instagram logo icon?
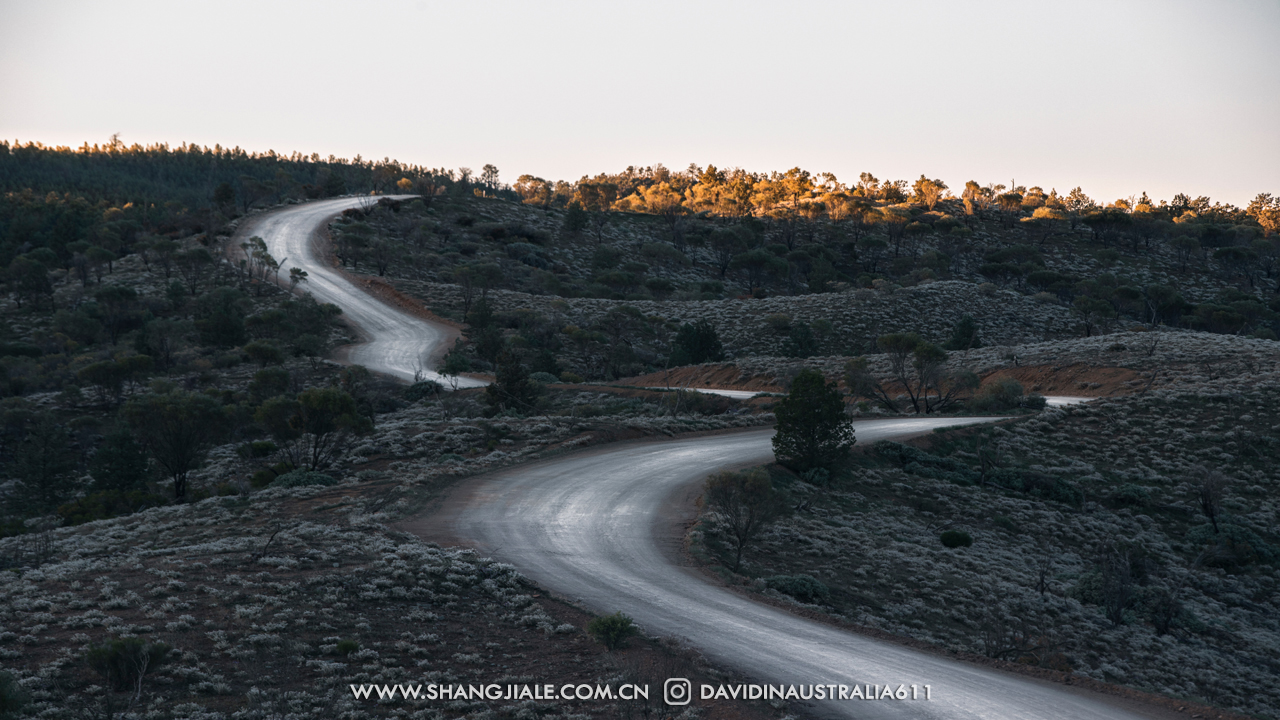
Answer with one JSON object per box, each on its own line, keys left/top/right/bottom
{"left": 664, "top": 678, "right": 692, "bottom": 705}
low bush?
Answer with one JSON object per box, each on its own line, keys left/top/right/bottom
{"left": 765, "top": 574, "right": 830, "bottom": 604}
{"left": 1111, "top": 483, "right": 1151, "bottom": 507}
{"left": 57, "top": 489, "right": 166, "bottom": 526}
{"left": 587, "top": 612, "right": 639, "bottom": 650}
{"left": 969, "top": 378, "right": 1047, "bottom": 411}
{"left": 85, "top": 638, "right": 171, "bottom": 691}
{"left": 0, "top": 670, "right": 29, "bottom": 719}
{"left": 403, "top": 380, "right": 443, "bottom": 402}
{"left": 941, "top": 530, "right": 973, "bottom": 548}
{"left": 992, "top": 515, "right": 1020, "bottom": 533}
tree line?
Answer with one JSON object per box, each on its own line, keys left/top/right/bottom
{"left": 516, "top": 163, "right": 1279, "bottom": 241}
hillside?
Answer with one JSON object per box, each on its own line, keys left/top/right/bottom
{"left": 0, "top": 150, "right": 1276, "bottom": 719}
{"left": 334, "top": 191, "right": 1278, "bottom": 384}
{"left": 693, "top": 375, "right": 1280, "bottom": 718}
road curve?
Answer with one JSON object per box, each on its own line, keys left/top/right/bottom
{"left": 233, "top": 197, "right": 486, "bottom": 387}
{"left": 417, "top": 418, "right": 1149, "bottom": 720}
{"left": 246, "top": 199, "right": 1138, "bottom": 717}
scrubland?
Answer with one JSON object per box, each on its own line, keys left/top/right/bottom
{"left": 697, "top": 376, "right": 1280, "bottom": 718}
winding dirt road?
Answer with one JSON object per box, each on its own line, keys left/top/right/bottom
{"left": 234, "top": 196, "right": 485, "bottom": 387}
{"left": 250, "top": 199, "right": 1148, "bottom": 718}
{"left": 413, "top": 422, "right": 1155, "bottom": 720}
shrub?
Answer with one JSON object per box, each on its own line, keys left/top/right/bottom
{"left": 941, "top": 530, "right": 973, "bottom": 548}
{"left": 1185, "top": 523, "right": 1276, "bottom": 568}
{"left": 586, "top": 612, "right": 639, "bottom": 650}
{"left": 992, "top": 515, "right": 1020, "bottom": 533}
{"left": 86, "top": 638, "right": 171, "bottom": 691}
{"left": 781, "top": 323, "right": 820, "bottom": 358}
{"left": 662, "top": 390, "right": 732, "bottom": 416}
{"left": 248, "top": 367, "right": 292, "bottom": 403}
{"left": 246, "top": 440, "right": 277, "bottom": 458}
{"left": 798, "top": 467, "right": 830, "bottom": 487}
{"left": 1111, "top": 483, "right": 1151, "bottom": 507}
{"left": 529, "top": 371, "right": 560, "bottom": 384}
{"left": 334, "top": 639, "right": 359, "bottom": 655}
{"left": 943, "top": 315, "right": 982, "bottom": 351}
{"left": 57, "top": 489, "right": 165, "bottom": 526}
{"left": 403, "top": 380, "right": 443, "bottom": 402}
{"left": 242, "top": 341, "right": 284, "bottom": 367}
{"left": 559, "top": 371, "right": 584, "bottom": 383}
{"left": 0, "top": 670, "right": 29, "bottom": 719}
{"left": 764, "top": 314, "right": 792, "bottom": 332}
{"left": 970, "top": 378, "right": 1044, "bottom": 411}
{"left": 669, "top": 319, "right": 726, "bottom": 366}
{"left": 0, "top": 342, "right": 41, "bottom": 358}
{"left": 766, "top": 574, "right": 830, "bottom": 604}
{"left": 271, "top": 470, "right": 337, "bottom": 488}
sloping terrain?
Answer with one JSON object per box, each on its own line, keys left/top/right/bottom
{"left": 0, "top": 477, "right": 773, "bottom": 720}
{"left": 695, "top": 378, "right": 1280, "bottom": 718}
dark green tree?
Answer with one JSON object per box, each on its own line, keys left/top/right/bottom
{"left": 7, "top": 256, "right": 53, "bottom": 309}
{"left": 944, "top": 315, "right": 982, "bottom": 351}
{"left": 669, "top": 319, "right": 725, "bottom": 366}
{"left": 772, "top": 369, "right": 855, "bottom": 472}
{"left": 485, "top": 349, "right": 539, "bottom": 414}
{"left": 124, "top": 391, "right": 225, "bottom": 499}
{"left": 77, "top": 361, "right": 129, "bottom": 405}
{"left": 563, "top": 202, "right": 589, "bottom": 236}
{"left": 195, "top": 286, "right": 249, "bottom": 347}
{"left": 730, "top": 248, "right": 788, "bottom": 295}
{"left": 213, "top": 181, "right": 236, "bottom": 209}
{"left": 781, "top": 323, "right": 820, "bottom": 358}
{"left": 242, "top": 341, "right": 284, "bottom": 367}
{"left": 94, "top": 284, "right": 142, "bottom": 344}
{"left": 467, "top": 297, "right": 504, "bottom": 363}
{"left": 86, "top": 637, "right": 171, "bottom": 693}
{"left": 7, "top": 414, "right": 79, "bottom": 514}
{"left": 247, "top": 367, "right": 291, "bottom": 404}
{"left": 89, "top": 427, "right": 151, "bottom": 492}
{"left": 1072, "top": 296, "right": 1116, "bottom": 337}
{"left": 0, "top": 670, "right": 30, "bottom": 719}
{"left": 255, "top": 387, "right": 371, "bottom": 470}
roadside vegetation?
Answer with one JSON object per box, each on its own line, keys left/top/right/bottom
{"left": 694, "top": 373, "right": 1280, "bottom": 719}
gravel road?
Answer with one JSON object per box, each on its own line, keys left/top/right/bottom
{"left": 234, "top": 196, "right": 485, "bottom": 387}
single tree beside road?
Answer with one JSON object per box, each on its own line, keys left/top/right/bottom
{"left": 772, "top": 368, "right": 855, "bottom": 472}
{"left": 704, "top": 469, "right": 783, "bottom": 572}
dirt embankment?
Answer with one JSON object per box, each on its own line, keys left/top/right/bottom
{"left": 619, "top": 364, "right": 786, "bottom": 393}
{"left": 980, "top": 363, "right": 1143, "bottom": 396}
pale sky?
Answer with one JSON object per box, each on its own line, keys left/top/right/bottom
{"left": 2, "top": 0, "right": 1277, "bottom": 206}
